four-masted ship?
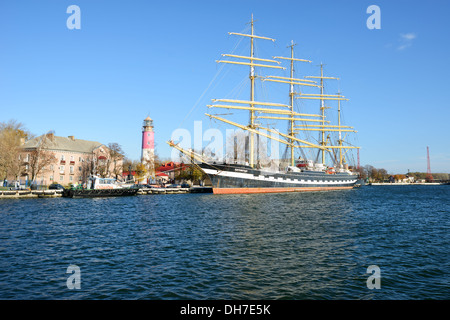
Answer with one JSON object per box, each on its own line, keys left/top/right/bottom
{"left": 168, "top": 17, "right": 360, "bottom": 194}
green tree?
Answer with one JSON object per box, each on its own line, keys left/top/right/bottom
{"left": 135, "top": 162, "right": 147, "bottom": 183}
{"left": 375, "top": 168, "right": 388, "bottom": 182}
{"left": 175, "top": 163, "right": 206, "bottom": 184}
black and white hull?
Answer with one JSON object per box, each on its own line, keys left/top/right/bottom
{"left": 198, "top": 162, "right": 358, "bottom": 194}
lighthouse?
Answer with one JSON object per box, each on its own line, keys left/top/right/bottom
{"left": 141, "top": 116, "right": 155, "bottom": 182}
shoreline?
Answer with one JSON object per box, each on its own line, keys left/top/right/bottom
{"left": 369, "top": 182, "right": 445, "bottom": 186}
{"left": 0, "top": 186, "right": 213, "bottom": 199}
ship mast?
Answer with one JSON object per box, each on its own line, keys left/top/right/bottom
{"left": 270, "top": 41, "right": 314, "bottom": 166}
{"left": 337, "top": 90, "right": 343, "bottom": 167}
{"left": 215, "top": 15, "right": 287, "bottom": 167}
{"left": 302, "top": 65, "right": 340, "bottom": 164}
{"left": 203, "top": 17, "right": 359, "bottom": 167}
{"left": 288, "top": 42, "right": 296, "bottom": 167}
{"left": 320, "top": 64, "right": 326, "bottom": 164}
{"left": 249, "top": 15, "right": 256, "bottom": 168}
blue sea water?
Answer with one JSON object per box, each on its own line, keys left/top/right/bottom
{"left": 0, "top": 185, "right": 448, "bottom": 300}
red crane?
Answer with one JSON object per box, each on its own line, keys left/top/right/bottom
{"left": 426, "top": 146, "right": 433, "bottom": 182}
{"left": 357, "top": 148, "right": 360, "bottom": 170}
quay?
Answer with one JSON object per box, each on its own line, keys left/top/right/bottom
{"left": 0, "top": 187, "right": 213, "bottom": 199}
{"left": 0, "top": 190, "right": 64, "bottom": 199}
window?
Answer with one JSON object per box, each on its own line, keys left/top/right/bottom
{"left": 50, "top": 165, "right": 54, "bottom": 170}
{"left": 69, "top": 176, "right": 73, "bottom": 181}
{"left": 50, "top": 175, "right": 53, "bottom": 181}
{"left": 70, "top": 156, "right": 74, "bottom": 162}
{"left": 60, "top": 176, "right": 64, "bottom": 181}
{"left": 79, "top": 157, "right": 82, "bottom": 162}
{"left": 60, "top": 166, "right": 65, "bottom": 173}
{"left": 61, "top": 155, "right": 65, "bottom": 161}
{"left": 78, "top": 166, "right": 82, "bottom": 171}
{"left": 70, "top": 166, "right": 74, "bottom": 174}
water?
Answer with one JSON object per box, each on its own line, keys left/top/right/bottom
{"left": 0, "top": 186, "right": 448, "bottom": 300}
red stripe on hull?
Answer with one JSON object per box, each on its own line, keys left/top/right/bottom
{"left": 213, "top": 186, "right": 354, "bottom": 194}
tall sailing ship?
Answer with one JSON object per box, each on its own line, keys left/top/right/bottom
{"left": 168, "top": 17, "right": 360, "bottom": 194}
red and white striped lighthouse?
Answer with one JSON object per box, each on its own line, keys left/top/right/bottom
{"left": 141, "top": 116, "right": 155, "bottom": 181}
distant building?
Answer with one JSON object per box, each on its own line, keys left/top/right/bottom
{"left": 156, "top": 161, "right": 187, "bottom": 181}
{"left": 19, "top": 133, "right": 122, "bottom": 186}
{"left": 156, "top": 172, "right": 169, "bottom": 184}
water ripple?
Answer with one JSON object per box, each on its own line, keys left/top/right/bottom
{"left": 0, "top": 186, "right": 449, "bottom": 299}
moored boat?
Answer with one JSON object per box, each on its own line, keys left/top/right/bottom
{"left": 197, "top": 162, "right": 357, "bottom": 194}
{"left": 63, "top": 176, "right": 139, "bottom": 198}
{"left": 167, "top": 16, "right": 360, "bottom": 194}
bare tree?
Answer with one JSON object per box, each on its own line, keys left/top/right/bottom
{"left": 0, "top": 120, "right": 32, "bottom": 182}
{"left": 364, "top": 164, "right": 375, "bottom": 182}
{"left": 107, "top": 142, "right": 124, "bottom": 179}
{"left": 355, "top": 166, "right": 367, "bottom": 180}
{"left": 96, "top": 157, "right": 108, "bottom": 178}
{"left": 26, "top": 134, "right": 57, "bottom": 184}
{"left": 80, "top": 155, "right": 95, "bottom": 183}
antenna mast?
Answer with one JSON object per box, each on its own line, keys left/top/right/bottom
{"left": 426, "top": 146, "right": 433, "bottom": 182}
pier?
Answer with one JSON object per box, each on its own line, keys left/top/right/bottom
{"left": 0, "top": 187, "right": 213, "bottom": 199}
{"left": 0, "top": 190, "right": 64, "bottom": 198}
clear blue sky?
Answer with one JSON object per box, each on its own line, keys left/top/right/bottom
{"left": 1, "top": 0, "right": 449, "bottom": 173}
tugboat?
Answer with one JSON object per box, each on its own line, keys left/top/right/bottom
{"left": 63, "top": 175, "right": 139, "bottom": 198}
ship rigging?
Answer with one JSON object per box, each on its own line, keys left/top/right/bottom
{"left": 168, "top": 16, "right": 360, "bottom": 194}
